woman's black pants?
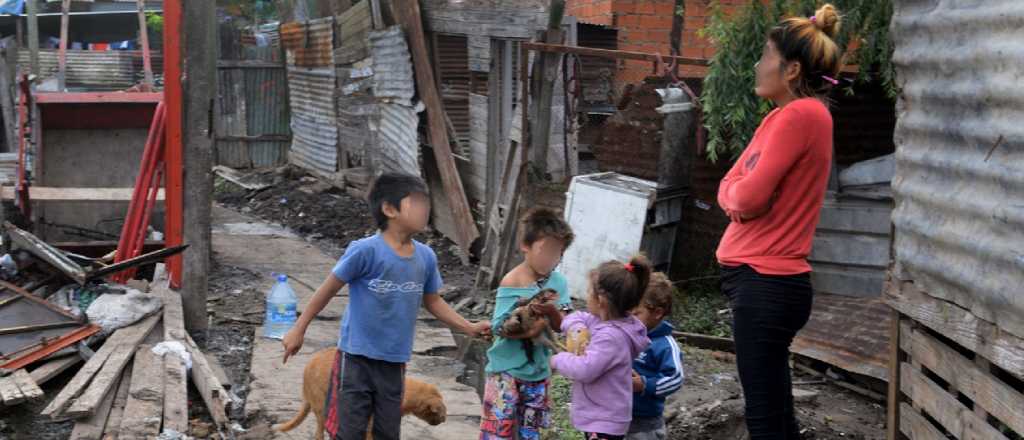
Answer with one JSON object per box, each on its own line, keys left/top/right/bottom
{"left": 720, "top": 265, "right": 814, "bottom": 440}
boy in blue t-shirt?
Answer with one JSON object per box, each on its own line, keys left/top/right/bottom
{"left": 628, "top": 273, "right": 684, "bottom": 440}
{"left": 281, "top": 172, "right": 491, "bottom": 440}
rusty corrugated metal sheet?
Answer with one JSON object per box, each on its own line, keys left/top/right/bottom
{"left": 368, "top": 26, "right": 420, "bottom": 177}
{"left": 369, "top": 27, "right": 415, "bottom": 105}
{"left": 281, "top": 18, "right": 334, "bottom": 68}
{"left": 377, "top": 103, "right": 421, "bottom": 176}
{"left": 792, "top": 294, "right": 892, "bottom": 380}
{"left": 890, "top": 0, "right": 1024, "bottom": 341}
{"left": 434, "top": 34, "right": 471, "bottom": 156}
{"left": 287, "top": 67, "right": 338, "bottom": 176}
{"left": 284, "top": 17, "right": 338, "bottom": 176}
{"left": 18, "top": 49, "right": 163, "bottom": 91}
{"left": 245, "top": 66, "right": 290, "bottom": 167}
{"left": 216, "top": 68, "right": 249, "bottom": 168}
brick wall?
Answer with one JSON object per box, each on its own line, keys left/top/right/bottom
{"left": 568, "top": 0, "right": 751, "bottom": 91}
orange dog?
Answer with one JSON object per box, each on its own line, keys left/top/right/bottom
{"left": 275, "top": 348, "right": 447, "bottom": 440}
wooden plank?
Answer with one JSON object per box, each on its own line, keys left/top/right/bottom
{"left": 100, "top": 362, "right": 133, "bottom": 440}
{"left": 29, "top": 354, "right": 83, "bottom": 386}
{"left": 136, "top": 0, "right": 154, "bottom": 87}
{"left": 119, "top": 345, "right": 164, "bottom": 439}
{"left": 0, "top": 38, "right": 17, "bottom": 157}
{"left": 58, "top": 0, "right": 71, "bottom": 90}
{"left": 903, "top": 322, "right": 1024, "bottom": 434}
{"left": 390, "top": 0, "right": 480, "bottom": 256}
{"left": 887, "top": 311, "right": 903, "bottom": 440}
{"left": 900, "top": 362, "right": 1010, "bottom": 440}
{"left": 69, "top": 365, "right": 130, "bottom": 440}
{"left": 10, "top": 369, "right": 44, "bottom": 401}
{"left": 65, "top": 315, "right": 161, "bottom": 417}
{"left": 27, "top": 0, "right": 39, "bottom": 76}
{"left": 0, "top": 186, "right": 166, "bottom": 202}
{"left": 886, "top": 280, "right": 1024, "bottom": 378}
{"left": 41, "top": 315, "right": 157, "bottom": 418}
{"left": 898, "top": 402, "right": 947, "bottom": 440}
{"left": 156, "top": 280, "right": 188, "bottom": 434}
{"left": 0, "top": 374, "right": 25, "bottom": 405}
{"left": 522, "top": 42, "right": 706, "bottom": 66}
{"left": 184, "top": 333, "right": 230, "bottom": 428}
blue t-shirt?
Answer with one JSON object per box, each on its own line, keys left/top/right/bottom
{"left": 332, "top": 234, "right": 442, "bottom": 363}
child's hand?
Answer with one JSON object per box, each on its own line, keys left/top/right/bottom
{"left": 530, "top": 301, "right": 559, "bottom": 319}
{"left": 281, "top": 326, "right": 305, "bottom": 364}
{"left": 632, "top": 370, "right": 645, "bottom": 393}
{"left": 468, "top": 321, "right": 492, "bottom": 340}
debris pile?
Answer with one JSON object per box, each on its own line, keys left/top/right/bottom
{"left": 0, "top": 223, "right": 233, "bottom": 439}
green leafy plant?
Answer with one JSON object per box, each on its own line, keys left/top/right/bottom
{"left": 700, "top": 0, "right": 897, "bottom": 162}
{"left": 145, "top": 12, "right": 163, "bottom": 34}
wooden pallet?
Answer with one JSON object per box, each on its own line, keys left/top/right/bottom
{"left": 886, "top": 281, "right": 1024, "bottom": 440}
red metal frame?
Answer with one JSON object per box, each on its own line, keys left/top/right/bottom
{"left": 15, "top": 74, "right": 30, "bottom": 218}
{"left": 112, "top": 102, "right": 166, "bottom": 283}
{"left": 163, "top": 0, "right": 184, "bottom": 288}
{"left": 34, "top": 92, "right": 163, "bottom": 104}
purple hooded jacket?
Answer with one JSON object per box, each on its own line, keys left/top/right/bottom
{"left": 551, "top": 311, "right": 651, "bottom": 435}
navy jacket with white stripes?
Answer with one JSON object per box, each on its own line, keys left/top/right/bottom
{"left": 632, "top": 320, "right": 684, "bottom": 418}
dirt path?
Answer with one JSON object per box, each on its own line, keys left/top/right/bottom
{"left": 211, "top": 205, "right": 480, "bottom": 439}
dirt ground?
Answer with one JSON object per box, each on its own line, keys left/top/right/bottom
{"left": 0, "top": 167, "right": 884, "bottom": 440}
{"left": 666, "top": 347, "right": 886, "bottom": 440}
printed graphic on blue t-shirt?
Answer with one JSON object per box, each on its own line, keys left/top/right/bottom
{"left": 332, "top": 234, "right": 442, "bottom": 363}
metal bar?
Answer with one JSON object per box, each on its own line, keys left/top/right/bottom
{"left": 522, "top": 42, "right": 707, "bottom": 66}
{"left": 90, "top": 245, "right": 188, "bottom": 281}
{"left": 137, "top": 0, "right": 154, "bottom": 87}
{"left": 214, "top": 134, "right": 290, "bottom": 142}
{"left": 114, "top": 102, "right": 164, "bottom": 281}
{"left": 163, "top": 0, "right": 184, "bottom": 289}
{"left": 0, "top": 279, "right": 80, "bottom": 321}
{"left": 0, "top": 322, "right": 79, "bottom": 336}
{"left": 4, "top": 222, "right": 88, "bottom": 285}
{"left": 0, "top": 324, "right": 100, "bottom": 371}
{"left": 215, "top": 60, "right": 285, "bottom": 69}
{"left": 57, "top": 0, "right": 70, "bottom": 91}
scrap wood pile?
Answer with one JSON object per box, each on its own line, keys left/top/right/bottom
{"left": 0, "top": 223, "right": 234, "bottom": 439}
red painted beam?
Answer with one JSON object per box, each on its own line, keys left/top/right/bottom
{"left": 163, "top": 0, "right": 184, "bottom": 288}
{"left": 35, "top": 92, "right": 162, "bottom": 104}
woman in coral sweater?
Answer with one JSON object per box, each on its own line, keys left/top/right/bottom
{"left": 715, "top": 4, "right": 843, "bottom": 440}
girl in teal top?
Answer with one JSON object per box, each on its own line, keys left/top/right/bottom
{"left": 479, "top": 209, "right": 575, "bottom": 440}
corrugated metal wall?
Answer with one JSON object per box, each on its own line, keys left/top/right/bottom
{"left": 245, "top": 67, "right": 290, "bottom": 166}
{"left": 890, "top": 0, "right": 1024, "bottom": 340}
{"left": 369, "top": 26, "right": 421, "bottom": 177}
{"left": 283, "top": 18, "right": 339, "bottom": 177}
{"left": 19, "top": 49, "right": 163, "bottom": 91}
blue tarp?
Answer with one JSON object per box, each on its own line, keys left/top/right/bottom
{"left": 0, "top": 0, "right": 23, "bottom": 15}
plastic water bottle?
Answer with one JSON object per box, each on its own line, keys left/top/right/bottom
{"left": 264, "top": 274, "right": 298, "bottom": 339}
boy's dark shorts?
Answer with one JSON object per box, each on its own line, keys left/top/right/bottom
{"left": 324, "top": 350, "right": 406, "bottom": 440}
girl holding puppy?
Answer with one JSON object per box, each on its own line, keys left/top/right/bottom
{"left": 551, "top": 256, "right": 653, "bottom": 440}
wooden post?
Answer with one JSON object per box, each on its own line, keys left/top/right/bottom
{"left": 390, "top": 0, "right": 480, "bottom": 256}
{"left": 181, "top": 0, "right": 216, "bottom": 334}
{"left": 26, "top": 0, "right": 39, "bottom": 76}
{"left": 58, "top": 0, "right": 70, "bottom": 91}
{"left": 886, "top": 307, "right": 902, "bottom": 440}
{"left": 526, "top": 0, "right": 565, "bottom": 178}
{"left": 0, "top": 37, "right": 18, "bottom": 153}
{"left": 137, "top": 0, "right": 154, "bottom": 88}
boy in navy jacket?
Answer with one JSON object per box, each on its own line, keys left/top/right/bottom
{"left": 628, "top": 273, "right": 684, "bottom": 440}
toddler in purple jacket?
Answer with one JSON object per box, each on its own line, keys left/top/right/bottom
{"left": 551, "top": 256, "right": 653, "bottom": 440}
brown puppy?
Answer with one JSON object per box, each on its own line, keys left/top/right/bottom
{"left": 500, "top": 288, "right": 565, "bottom": 361}
{"left": 275, "top": 348, "right": 447, "bottom": 440}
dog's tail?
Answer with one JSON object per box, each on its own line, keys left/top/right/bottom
{"left": 274, "top": 400, "right": 310, "bottom": 433}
